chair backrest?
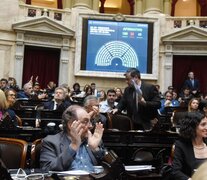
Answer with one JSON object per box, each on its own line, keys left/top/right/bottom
{"left": 15, "top": 115, "right": 22, "bottom": 127}
{"left": 35, "top": 104, "right": 44, "bottom": 110}
{"left": 107, "top": 114, "right": 133, "bottom": 131}
{"left": 131, "top": 148, "right": 166, "bottom": 170}
{"left": 0, "top": 137, "right": 28, "bottom": 169}
{"left": 168, "top": 144, "right": 175, "bottom": 165}
{"left": 172, "top": 111, "right": 187, "bottom": 127}
{"left": 131, "top": 148, "right": 154, "bottom": 163}
{"left": 30, "top": 139, "right": 42, "bottom": 168}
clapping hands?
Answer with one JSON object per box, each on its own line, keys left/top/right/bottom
{"left": 88, "top": 122, "right": 104, "bottom": 152}
{"left": 68, "top": 120, "right": 104, "bottom": 152}
{"left": 69, "top": 120, "right": 83, "bottom": 151}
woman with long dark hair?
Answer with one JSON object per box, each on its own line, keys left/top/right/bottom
{"left": 172, "top": 112, "right": 207, "bottom": 180}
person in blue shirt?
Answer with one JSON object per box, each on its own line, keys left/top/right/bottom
{"left": 159, "top": 91, "right": 180, "bottom": 115}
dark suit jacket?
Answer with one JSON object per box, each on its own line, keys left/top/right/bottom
{"left": 172, "top": 139, "right": 207, "bottom": 180}
{"left": 117, "top": 81, "right": 161, "bottom": 129}
{"left": 183, "top": 79, "right": 199, "bottom": 91}
{"left": 43, "top": 100, "right": 71, "bottom": 112}
{"left": 40, "top": 131, "right": 105, "bottom": 171}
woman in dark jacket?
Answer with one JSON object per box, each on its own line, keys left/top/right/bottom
{"left": 172, "top": 112, "right": 207, "bottom": 180}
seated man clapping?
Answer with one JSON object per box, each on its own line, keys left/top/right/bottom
{"left": 40, "top": 105, "right": 106, "bottom": 172}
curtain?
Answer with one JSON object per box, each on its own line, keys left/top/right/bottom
{"left": 26, "top": 0, "right": 31, "bottom": 4}
{"left": 171, "top": 0, "right": 178, "bottom": 16}
{"left": 23, "top": 46, "right": 60, "bottom": 89}
{"left": 197, "top": 0, "right": 207, "bottom": 16}
{"left": 128, "top": 0, "right": 135, "bottom": 15}
{"left": 57, "top": 0, "right": 63, "bottom": 9}
{"left": 173, "top": 55, "right": 207, "bottom": 96}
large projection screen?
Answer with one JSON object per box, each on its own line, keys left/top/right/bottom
{"left": 75, "top": 14, "right": 159, "bottom": 79}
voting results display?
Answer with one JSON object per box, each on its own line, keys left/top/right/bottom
{"left": 81, "top": 19, "right": 153, "bottom": 73}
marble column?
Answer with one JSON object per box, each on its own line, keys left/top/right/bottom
{"left": 92, "top": 0, "right": 99, "bottom": 12}
{"left": 59, "top": 37, "right": 70, "bottom": 85}
{"left": 163, "top": 0, "right": 171, "bottom": 15}
{"left": 164, "top": 44, "right": 173, "bottom": 90}
{"left": 72, "top": 0, "right": 92, "bottom": 9}
{"left": 68, "top": 47, "right": 76, "bottom": 88}
{"left": 144, "top": 0, "right": 163, "bottom": 14}
{"left": 62, "top": 0, "right": 72, "bottom": 9}
{"left": 135, "top": 0, "right": 143, "bottom": 15}
{"left": 14, "top": 31, "right": 25, "bottom": 87}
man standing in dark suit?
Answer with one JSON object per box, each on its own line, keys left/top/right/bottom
{"left": 183, "top": 71, "right": 200, "bottom": 97}
{"left": 112, "top": 68, "right": 161, "bottom": 130}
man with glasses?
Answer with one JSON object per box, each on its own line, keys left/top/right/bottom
{"left": 40, "top": 105, "right": 106, "bottom": 172}
{"left": 83, "top": 95, "right": 107, "bottom": 127}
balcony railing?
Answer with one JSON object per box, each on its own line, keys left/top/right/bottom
{"left": 165, "top": 17, "right": 207, "bottom": 33}
{"left": 18, "top": 2, "right": 207, "bottom": 34}
{"left": 18, "top": 2, "right": 71, "bottom": 27}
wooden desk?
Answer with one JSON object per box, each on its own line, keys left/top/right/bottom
{"left": 9, "top": 169, "right": 161, "bottom": 180}
{"left": 1, "top": 128, "right": 178, "bottom": 173}
{"left": 127, "top": 172, "right": 162, "bottom": 180}
{"left": 102, "top": 130, "right": 179, "bottom": 165}
{"left": 0, "top": 127, "right": 42, "bottom": 142}
{"left": 47, "top": 173, "right": 162, "bottom": 180}
{"left": 14, "top": 109, "right": 62, "bottom": 128}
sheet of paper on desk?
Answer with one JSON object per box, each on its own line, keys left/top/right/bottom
{"left": 125, "top": 165, "right": 154, "bottom": 171}
{"left": 49, "top": 170, "right": 90, "bottom": 175}
{"left": 93, "top": 166, "right": 104, "bottom": 173}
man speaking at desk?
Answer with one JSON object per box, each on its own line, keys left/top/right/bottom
{"left": 112, "top": 68, "right": 161, "bottom": 130}
{"left": 40, "top": 105, "right": 106, "bottom": 172}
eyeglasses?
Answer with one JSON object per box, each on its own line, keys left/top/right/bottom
{"left": 8, "top": 94, "right": 16, "bottom": 97}
{"left": 81, "top": 120, "right": 92, "bottom": 126}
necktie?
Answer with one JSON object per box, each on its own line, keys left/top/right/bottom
{"left": 132, "top": 80, "right": 142, "bottom": 111}
{"left": 135, "top": 86, "right": 142, "bottom": 111}
{"left": 53, "top": 103, "right": 58, "bottom": 110}
{"left": 137, "top": 86, "right": 142, "bottom": 97}
{"left": 135, "top": 85, "right": 142, "bottom": 100}
{"left": 135, "top": 92, "right": 139, "bottom": 110}
{"left": 191, "top": 80, "right": 194, "bottom": 87}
